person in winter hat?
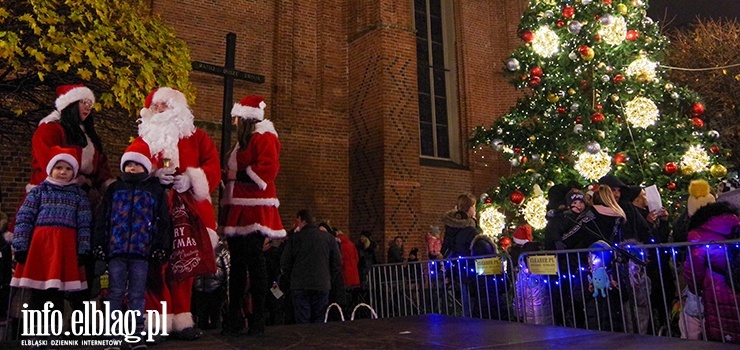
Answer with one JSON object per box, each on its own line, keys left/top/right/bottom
{"left": 11, "top": 147, "right": 91, "bottom": 334}
{"left": 425, "top": 225, "right": 444, "bottom": 260}
{"left": 92, "top": 142, "right": 172, "bottom": 347}
{"left": 687, "top": 180, "right": 716, "bottom": 217}
{"left": 544, "top": 188, "right": 588, "bottom": 250}
{"left": 598, "top": 175, "right": 653, "bottom": 243}
{"left": 356, "top": 231, "right": 379, "bottom": 286}
{"left": 220, "top": 95, "right": 284, "bottom": 336}
{"left": 133, "top": 87, "right": 221, "bottom": 340}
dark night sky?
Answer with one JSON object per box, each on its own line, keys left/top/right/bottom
{"left": 647, "top": 0, "right": 740, "bottom": 28}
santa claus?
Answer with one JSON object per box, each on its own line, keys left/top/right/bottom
{"left": 131, "top": 87, "right": 220, "bottom": 340}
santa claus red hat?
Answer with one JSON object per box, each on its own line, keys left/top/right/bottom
{"left": 46, "top": 146, "right": 80, "bottom": 178}
{"left": 120, "top": 141, "right": 153, "bottom": 173}
{"left": 140, "top": 87, "right": 188, "bottom": 118}
{"left": 231, "top": 95, "right": 266, "bottom": 121}
{"left": 55, "top": 84, "right": 95, "bottom": 112}
{"left": 513, "top": 225, "right": 533, "bottom": 245}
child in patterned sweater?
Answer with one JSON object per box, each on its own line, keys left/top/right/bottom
{"left": 11, "top": 146, "right": 92, "bottom": 322}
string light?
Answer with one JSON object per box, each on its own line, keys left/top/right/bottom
{"left": 479, "top": 206, "right": 507, "bottom": 238}
{"left": 624, "top": 96, "right": 659, "bottom": 128}
{"left": 532, "top": 26, "right": 560, "bottom": 58}
{"left": 523, "top": 195, "right": 548, "bottom": 229}
{"left": 599, "top": 16, "right": 627, "bottom": 46}
{"left": 574, "top": 151, "right": 612, "bottom": 181}
{"left": 680, "top": 145, "right": 710, "bottom": 174}
{"left": 626, "top": 56, "right": 657, "bottom": 82}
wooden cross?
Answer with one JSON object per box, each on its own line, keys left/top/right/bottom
{"left": 191, "top": 32, "right": 265, "bottom": 168}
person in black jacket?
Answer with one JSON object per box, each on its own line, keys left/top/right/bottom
{"left": 93, "top": 155, "right": 171, "bottom": 347}
{"left": 280, "top": 210, "right": 341, "bottom": 323}
{"left": 441, "top": 193, "right": 479, "bottom": 258}
{"left": 598, "top": 175, "right": 653, "bottom": 243}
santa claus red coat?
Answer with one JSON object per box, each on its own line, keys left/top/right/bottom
{"left": 221, "top": 120, "right": 286, "bottom": 238}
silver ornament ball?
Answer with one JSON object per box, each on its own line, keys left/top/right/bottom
{"left": 506, "top": 58, "right": 520, "bottom": 71}
{"left": 586, "top": 141, "right": 601, "bottom": 154}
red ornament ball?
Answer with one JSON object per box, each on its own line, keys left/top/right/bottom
{"left": 513, "top": 147, "right": 522, "bottom": 153}
{"left": 667, "top": 182, "right": 677, "bottom": 190}
{"left": 575, "top": 116, "right": 582, "bottom": 123}
{"left": 594, "top": 34, "right": 602, "bottom": 41}
{"left": 510, "top": 190, "right": 525, "bottom": 206}
{"left": 613, "top": 153, "right": 627, "bottom": 164}
{"left": 710, "top": 145, "right": 720, "bottom": 154}
{"left": 664, "top": 162, "right": 678, "bottom": 175}
{"left": 595, "top": 104, "right": 603, "bottom": 111}
{"left": 521, "top": 30, "right": 534, "bottom": 43}
{"left": 691, "top": 117, "right": 704, "bottom": 128}
{"left": 557, "top": 106, "right": 567, "bottom": 114}
{"left": 485, "top": 197, "right": 492, "bottom": 204}
{"left": 578, "top": 45, "right": 591, "bottom": 56}
{"left": 557, "top": 20, "right": 565, "bottom": 27}
{"left": 591, "top": 112, "right": 605, "bottom": 123}
{"left": 626, "top": 30, "right": 639, "bottom": 41}
{"left": 562, "top": 6, "right": 575, "bottom": 18}
{"left": 604, "top": 0, "right": 612, "bottom": 4}
{"left": 500, "top": 237, "right": 512, "bottom": 251}
{"left": 613, "top": 74, "right": 625, "bottom": 84}
{"left": 691, "top": 102, "right": 705, "bottom": 117}
{"left": 530, "top": 66, "right": 543, "bottom": 77}
{"left": 529, "top": 76, "right": 541, "bottom": 87}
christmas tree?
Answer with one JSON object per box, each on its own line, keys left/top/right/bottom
{"left": 469, "top": 0, "right": 730, "bottom": 245}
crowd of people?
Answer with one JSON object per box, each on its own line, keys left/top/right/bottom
{"left": 0, "top": 84, "right": 388, "bottom": 349}
{"left": 1, "top": 83, "right": 738, "bottom": 346}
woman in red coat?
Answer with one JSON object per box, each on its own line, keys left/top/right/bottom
{"left": 221, "top": 95, "right": 286, "bottom": 336}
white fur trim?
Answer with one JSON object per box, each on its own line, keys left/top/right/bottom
{"left": 152, "top": 87, "right": 188, "bottom": 109}
{"left": 55, "top": 86, "right": 95, "bottom": 111}
{"left": 231, "top": 103, "right": 264, "bottom": 121}
{"left": 513, "top": 237, "right": 529, "bottom": 246}
{"left": 246, "top": 166, "right": 267, "bottom": 190}
{"left": 47, "top": 153, "right": 79, "bottom": 177}
{"left": 39, "top": 111, "right": 61, "bottom": 125}
{"left": 184, "top": 167, "right": 210, "bottom": 202}
{"left": 254, "top": 119, "right": 278, "bottom": 136}
{"left": 11, "top": 277, "right": 87, "bottom": 292}
{"left": 80, "top": 132, "right": 95, "bottom": 174}
{"left": 120, "top": 152, "right": 153, "bottom": 173}
{"left": 172, "top": 312, "right": 194, "bottom": 332}
{"left": 223, "top": 224, "right": 287, "bottom": 239}
{"left": 208, "top": 227, "right": 218, "bottom": 249}
{"left": 25, "top": 183, "right": 37, "bottom": 193}
{"left": 224, "top": 197, "right": 280, "bottom": 207}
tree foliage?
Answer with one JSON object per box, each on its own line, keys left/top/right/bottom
{"left": 0, "top": 0, "right": 194, "bottom": 139}
{"left": 665, "top": 19, "right": 740, "bottom": 169}
{"left": 469, "top": 0, "right": 730, "bottom": 242}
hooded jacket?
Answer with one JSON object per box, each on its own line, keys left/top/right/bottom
{"left": 441, "top": 210, "right": 478, "bottom": 258}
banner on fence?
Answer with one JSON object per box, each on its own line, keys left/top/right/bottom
{"left": 475, "top": 257, "right": 503, "bottom": 275}
{"left": 527, "top": 255, "right": 558, "bottom": 275}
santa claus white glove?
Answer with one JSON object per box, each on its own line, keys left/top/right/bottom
{"left": 154, "top": 168, "right": 176, "bottom": 185}
{"left": 173, "top": 173, "right": 191, "bottom": 193}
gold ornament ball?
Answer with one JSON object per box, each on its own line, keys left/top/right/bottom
{"left": 617, "top": 4, "right": 628, "bottom": 14}
{"left": 529, "top": 135, "right": 536, "bottom": 141}
{"left": 547, "top": 93, "right": 560, "bottom": 103}
{"left": 598, "top": 130, "right": 606, "bottom": 139}
{"left": 710, "top": 164, "right": 728, "bottom": 178}
{"left": 568, "top": 88, "right": 576, "bottom": 95}
{"left": 681, "top": 166, "right": 694, "bottom": 176}
{"left": 611, "top": 94, "right": 619, "bottom": 102}
{"left": 664, "top": 83, "right": 674, "bottom": 91}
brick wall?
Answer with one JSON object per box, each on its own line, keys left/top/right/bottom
{"left": 2, "top": 0, "right": 529, "bottom": 263}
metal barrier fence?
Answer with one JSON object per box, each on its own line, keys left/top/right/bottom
{"left": 368, "top": 240, "right": 740, "bottom": 344}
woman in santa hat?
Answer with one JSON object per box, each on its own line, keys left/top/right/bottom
{"left": 29, "top": 84, "right": 113, "bottom": 194}
{"left": 11, "top": 146, "right": 91, "bottom": 318}
{"left": 220, "top": 95, "right": 286, "bottom": 336}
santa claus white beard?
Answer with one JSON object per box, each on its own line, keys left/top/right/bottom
{"left": 138, "top": 106, "right": 196, "bottom": 168}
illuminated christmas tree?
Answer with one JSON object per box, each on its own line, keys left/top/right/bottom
{"left": 470, "top": 0, "right": 730, "bottom": 244}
